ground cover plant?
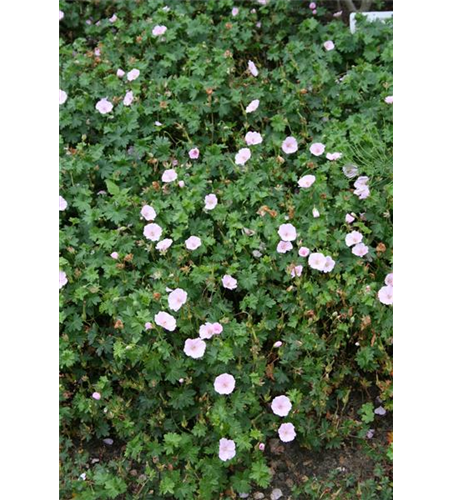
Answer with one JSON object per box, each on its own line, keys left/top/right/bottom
{"left": 59, "top": 1, "right": 393, "bottom": 498}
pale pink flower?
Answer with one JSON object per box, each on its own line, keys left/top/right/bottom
{"left": 309, "top": 2, "right": 316, "bottom": 8}
{"left": 291, "top": 265, "right": 303, "bottom": 277}
{"left": 189, "top": 148, "right": 200, "bottom": 159}
{"left": 385, "top": 273, "right": 393, "bottom": 286}
{"left": 308, "top": 252, "right": 326, "bottom": 271}
{"left": 378, "top": 285, "right": 393, "bottom": 305}
{"left": 352, "top": 242, "right": 369, "bottom": 257}
{"left": 222, "top": 274, "right": 237, "bottom": 290}
{"left": 245, "top": 131, "right": 263, "bottom": 145}
{"left": 246, "top": 99, "right": 260, "bottom": 113}
{"left": 59, "top": 89, "right": 68, "bottom": 105}
{"left": 199, "top": 322, "right": 215, "bottom": 339}
{"left": 212, "top": 322, "right": 223, "bottom": 335}
{"left": 178, "top": 181, "right": 185, "bottom": 188}
{"left": 323, "top": 256, "right": 336, "bottom": 273}
{"left": 354, "top": 185, "right": 370, "bottom": 199}
{"left": 59, "top": 270, "right": 68, "bottom": 289}
{"left": 278, "top": 223, "right": 297, "bottom": 242}
{"left": 111, "top": 252, "right": 119, "bottom": 259}
{"left": 298, "top": 247, "right": 310, "bottom": 257}
{"left": 59, "top": 195, "right": 67, "bottom": 211}
{"left": 168, "top": 288, "right": 188, "bottom": 312}
{"left": 326, "top": 152, "right": 342, "bottom": 161}
{"left": 127, "top": 69, "right": 140, "bottom": 81}
{"left": 143, "top": 223, "right": 162, "bottom": 241}
{"left": 309, "top": 142, "right": 326, "bottom": 156}
{"left": 282, "top": 136, "right": 298, "bottom": 154}
{"left": 109, "top": 14, "right": 118, "bottom": 23}
{"left": 333, "top": 10, "right": 343, "bottom": 17}
{"left": 155, "top": 121, "right": 162, "bottom": 126}
{"left": 214, "top": 373, "right": 236, "bottom": 395}
{"left": 277, "top": 241, "right": 293, "bottom": 254}
{"left": 116, "top": 68, "right": 125, "bottom": 78}
{"left": 96, "top": 98, "right": 113, "bottom": 114}
{"left": 271, "top": 395, "right": 292, "bottom": 417}
{"left": 162, "top": 169, "right": 177, "bottom": 183}
{"left": 219, "top": 438, "right": 236, "bottom": 461}
{"left": 278, "top": 423, "right": 296, "bottom": 442}
{"left": 92, "top": 392, "right": 101, "bottom": 400}
{"left": 235, "top": 148, "right": 251, "bottom": 165}
{"left": 141, "top": 205, "right": 156, "bottom": 221}
{"left": 184, "top": 338, "right": 206, "bottom": 358}
{"left": 385, "top": 95, "right": 393, "bottom": 104}
{"left": 312, "top": 9, "right": 317, "bottom": 14}
{"left": 59, "top": 10, "right": 64, "bottom": 21}
{"left": 94, "top": 48, "right": 101, "bottom": 57}
{"left": 257, "top": 0, "right": 268, "bottom": 4}
{"left": 298, "top": 175, "right": 316, "bottom": 188}
{"left": 156, "top": 238, "right": 173, "bottom": 252}
{"left": 154, "top": 311, "right": 177, "bottom": 331}
{"left": 145, "top": 322, "right": 152, "bottom": 330}
{"left": 345, "top": 213, "right": 355, "bottom": 223}
{"left": 185, "top": 236, "right": 202, "bottom": 250}
{"left": 152, "top": 25, "right": 167, "bottom": 36}
{"left": 343, "top": 164, "right": 358, "bottom": 178}
{"left": 232, "top": 7, "right": 239, "bottom": 16}
{"left": 123, "top": 91, "right": 133, "bottom": 106}
{"left": 324, "top": 40, "right": 335, "bottom": 51}
{"left": 354, "top": 176, "right": 369, "bottom": 188}
{"left": 205, "top": 194, "right": 218, "bottom": 210}
{"left": 248, "top": 60, "right": 259, "bottom": 77}
{"left": 258, "top": 443, "right": 265, "bottom": 451}
{"left": 273, "top": 341, "right": 283, "bottom": 348}
{"left": 345, "top": 231, "right": 363, "bottom": 247}
{"left": 312, "top": 208, "right": 320, "bottom": 218}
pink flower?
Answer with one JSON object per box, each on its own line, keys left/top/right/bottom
{"left": 345, "top": 213, "right": 355, "bottom": 224}
{"left": 143, "top": 223, "right": 162, "bottom": 241}
{"left": 168, "top": 288, "right": 188, "bottom": 312}
{"left": 345, "top": 231, "right": 363, "bottom": 247}
{"left": 117, "top": 68, "right": 125, "bottom": 78}
{"left": 111, "top": 252, "right": 119, "bottom": 259}
{"left": 245, "top": 131, "right": 263, "bottom": 145}
{"left": 273, "top": 341, "right": 283, "bottom": 348}
{"left": 308, "top": 252, "right": 326, "bottom": 271}
{"left": 109, "top": 14, "right": 117, "bottom": 23}
{"left": 355, "top": 176, "right": 369, "bottom": 188}
{"left": 213, "top": 322, "right": 223, "bottom": 335}
{"left": 333, "top": 10, "right": 343, "bottom": 17}
{"left": 326, "top": 152, "right": 342, "bottom": 161}
{"left": 184, "top": 338, "right": 206, "bottom": 358}
{"left": 343, "top": 164, "right": 358, "bottom": 178}
{"left": 59, "top": 89, "right": 68, "bottom": 105}
{"left": 277, "top": 241, "right": 293, "bottom": 254}
{"left": 205, "top": 194, "right": 218, "bottom": 210}
{"left": 323, "top": 256, "right": 336, "bottom": 273}
{"left": 378, "top": 285, "right": 393, "bottom": 305}
{"left": 291, "top": 265, "right": 303, "bottom": 277}
{"left": 278, "top": 223, "right": 297, "bottom": 242}
{"left": 154, "top": 311, "right": 177, "bottom": 331}
{"left": 258, "top": 443, "right": 265, "bottom": 451}
{"left": 271, "top": 395, "right": 292, "bottom": 417}
{"left": 162, "top": 169, "right": 177, "bottom": 183}
{"left": 248, "top": 60, "right": 259, "bottom": 77}
{"left": 141, "top": 205, "right": 157, "bottom": 221}
{"left": 384, "top": 95, "right": 393, "bottom": 104}
{"left": 298, "top": 175, "right": 316, "bottom": 188}
{"left": 385, "top": 273, "right": 393, "bottom": 286}
{"left": 189, "top": 148, "right": 200, "bottom": 159}
{"left": 232, "top": 7, "right": 239, "bottom": 16}
{"left": 199, "top": 322, "right": 215, "bottom": 339}
{"left": 59, "top": 10, "right": 64, "bottom": 21}
{"left": 59, "top": 195, "right": 67, "bottom": 211}
{"left": 281, "top": 136, "right": 298, "bottom": 154}
{"left": 219, "top": 438, "right": 236, "bottom": 461}
{"left": 123, "top": 91, "right": 134, "bottom": 106}
{"left": 185, "top": 236, "right": 202, "bottom": 250}
{"left": 222, "top": 274, "right": 237, "bottom": 290}
{"left": 312, "top": 208, "right": 320, "bottom": 218}
{"left": 278, "top": 423, "right": 296, "bottom": 442}
{"left": 298, "top": 247, "right": 310, "bottom": 257}
{"left": 92, "top": 392, "right": 101, "bottom": 400}
{"left": 309, "top": 142, "right": 326, "bottom": 156}
{"left": 96, "top": 98, "right": 113, "bottom": 114}
{"left": 235, "top": 148, "right": 251, "bottom": 165}
{"left": 214, "top": 373, "right": 236, "bottom": 395}
{"left": 309, "top": 2, "right": 316, "bottom": 9}
{"left": 127, "top": 69, "right": 140, "bottom": 81}
{"left": 152, "top": 25, "right": 167, "bottom": 36}
{"left": 145, "top": 322, "right": 152, "bottom": 330}
{"left": 312, "top": 9, "right": 317, "bottom": 14}
{"left": 59, "top": 270, "right": 68, "bottom": 289}
{"left": 352, "top": 243, "right": 369, "bottom": 257}
{"left": 246, "top": 99, "right": 260, "bottom": 113}
{"left": 324, "top": 40, "right": 335, "bottom": 51}
{"left": 354, "top": 185, "right": 370, "bottom": 199}
{"left": 156, "top": 238, "right": 173, "bottom": 252}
